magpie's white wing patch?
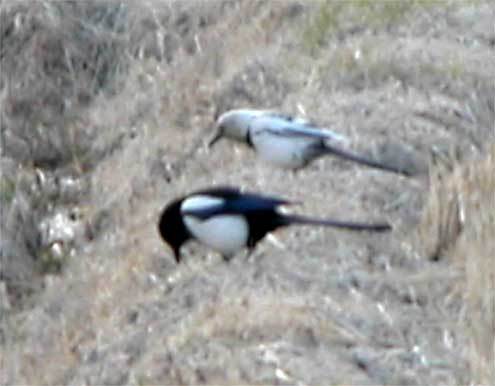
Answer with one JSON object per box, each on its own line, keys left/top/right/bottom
{"left": 181, "top": 195, "right": 226, "bottom": 220}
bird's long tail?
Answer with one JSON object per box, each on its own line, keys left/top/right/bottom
{"left": 280, "top": 213, "right": 392, "bottom": 232}
{"left": 323, "top": 143, "right": 410, "bottom": 176}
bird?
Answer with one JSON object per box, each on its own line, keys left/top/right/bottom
{"left": 208, "top": 109, "right": 410, "bottom": 175}
{"left": 158, "top": 186, "right": 392, "bottom": 263}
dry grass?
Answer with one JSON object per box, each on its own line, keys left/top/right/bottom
{"left": 0, "top": 1, "right": 130, "bottom": 168}
{"left": 302, "top": 0, "right": 437, "bottom": 54}
{"left": 1, "top": 1, "right": 494, "bottom": 385}
{"left": 168, "top": 294, "right": 356, "bottom": 350}
{"left": 417, "top": 146, "right": 494, "bottom": 260}
{"left": 416, "top": 144, "right": 495, "bottom": 384}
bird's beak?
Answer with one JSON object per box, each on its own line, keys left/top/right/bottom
{"left": 208, "top": 130, "right": 222, "bottom": 148}
{"left": 173, "top": 247, "right": 182, "bottom": 263}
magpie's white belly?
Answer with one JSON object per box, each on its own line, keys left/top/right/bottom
{"left": 252, "top": 134, "right": 316, "bottom": 169}
{"left": 183, "top": 214, "right": 249, "bottom": 255}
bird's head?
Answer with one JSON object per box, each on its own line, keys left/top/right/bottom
{"left": 158, "top": 198, "right": 191, "bottom": 263}
{"left": 208, "top": 109, "right": 263, "bottom": 148}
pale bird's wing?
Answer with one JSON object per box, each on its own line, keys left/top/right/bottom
{"left": 251, "top": 115, "right": 349, "bottom": 144}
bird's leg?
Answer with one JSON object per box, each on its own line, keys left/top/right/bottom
{"left": 245, "top": 247, "right": 256, "bottom": 261}
{"left": 291, "top": 169, "right": 298, "bottom": 180}
{"left": 266, "top": 233, "right": 287, "bottom": 250}
{"left": 222, "top": 253, "right": 234, "bottom": 263}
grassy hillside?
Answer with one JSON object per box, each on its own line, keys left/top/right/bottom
{"left": 1, "top": 1, "right": 493, "bottom": 384}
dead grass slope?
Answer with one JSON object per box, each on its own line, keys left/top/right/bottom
{"left": 2, "top": 1, "right": 494, "bottom": 385}
{"left": 416, "top": 144, "right": 495, "bottom": 385}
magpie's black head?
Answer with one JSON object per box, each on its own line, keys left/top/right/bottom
{"left": 158, "top": 198, "right": 191, "bottom": 263}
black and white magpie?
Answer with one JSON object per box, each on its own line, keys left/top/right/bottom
{"left": 158, "top": 186, "right": 391, "bottom": 262}
{"left": 209, "top": 109, "right": 410, "bottom": 175}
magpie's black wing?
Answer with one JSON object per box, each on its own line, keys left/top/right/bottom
{"left": 181, "top": 187, "right": 293, "bottom": 220}
{"left": 193, "top": 186, "right": 242, "bottom": 198}
{"left": 227, "top": 192, "right": 292, "bottom": 214}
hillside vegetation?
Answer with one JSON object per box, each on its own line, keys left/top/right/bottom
{"left": 1, "top": 1, "right": 494, "bottom": 384}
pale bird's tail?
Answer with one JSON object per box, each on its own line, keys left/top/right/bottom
{"left": 323, "top": 143, "right": 411, "bottom": 176}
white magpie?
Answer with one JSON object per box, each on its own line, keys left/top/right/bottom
{"left": 158, "top": 186, "right": 391, "bottom": 262}
{"left": 209, "top": 109, "right": 410, "bottom": 175}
